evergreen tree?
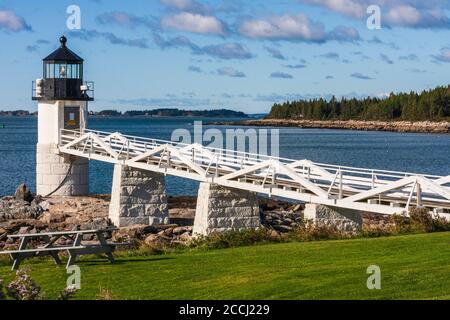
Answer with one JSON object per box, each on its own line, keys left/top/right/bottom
{"left": 267, "top": 85, "right": 450, "bottom": 121}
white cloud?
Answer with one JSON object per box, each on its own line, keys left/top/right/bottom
{"left": 380, "top": 53, "right": 394, "bottom": 64}
{"left": 153, "top": 34, "right": 253, "bottom": 60}
{"left": 385, "top": 5, "right": 421, "bottom": 26}
{"left": 238, "top": 14, "right": 326, "bottom": 41}
{"left": 351, "top": 72, "right": 373, "bottom": 80}
{"left": 265, "top": 47, "right": 286, "bottom": 60}
{"left": 327, "top": 26, "right": 360, "bottom": 42}
{"left": 97, "top": 12, "right": 156, "bottom": 29}
{"left": 299, "top": 0, "right": 450, "bottom": 28}
{"left": 217, "top": 67, "right": 246, "bottom": 78}
{"left": 433, "top": 48, "right": 450, "bottom": 63}
{"left": 399, "top": 54, "right": 418, "bottom": 61}
{"left": 102, "top": 12, "right": 134, "bottom": 25}
{"left": 237, "top": 14, "right": 359, "bottom": 42}
{"left": 188, "top": 65, "right": 202, "bottom": 72}
{"left": 0, "top": 10, "right": 31, "bottom": 32}
{"left": 270, "top": 72, "right": 294, "bottom": 79}
{"left": 385, "top": 5, "right": 449, "bottom": 28}
{"left": 161, "top": 12, "right": 228, "bottom": 36}
{"left": 302, "top": 0, "right": 366, "bottom": 19}
{"left": 201, "top": 43, "right": 253, "bottom": 60}
{"left": 160, "top": 0, "right": 210, "bottom": 14}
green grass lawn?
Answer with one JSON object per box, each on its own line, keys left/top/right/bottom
{"left": 1, "top": 232, "right": 450, "bottom": 300}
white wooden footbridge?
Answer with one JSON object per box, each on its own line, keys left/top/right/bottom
{"left": 59, "top": 128, "right": 450, "bottom": 216}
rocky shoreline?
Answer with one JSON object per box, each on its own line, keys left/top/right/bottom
{"left": 0, "top": 187, "right": 308, "bottom": 250}
{"left": 213, "top": 119, "right": 450, "bottom": 134}
{"left": 0, "top": 186, "right": 394, "bottom": 251}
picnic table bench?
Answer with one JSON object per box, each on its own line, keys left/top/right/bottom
{"left": 0, "top": 228, "right": 121, "bottom": 270}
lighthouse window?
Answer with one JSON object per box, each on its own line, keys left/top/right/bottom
{"left": 47, "top": 64, "right": 55, "bottom": 79}
{"left": 64, "top": 107, "right": 80, "bottom": 129}
{"left": 70, "top": 64, "right": 81, "bottom": 79}
{"left": 59, "top": 64, "right": 81, "bottom": 79}
{"left": 43, "top": 63, "right": 82, "bottom": 79}
{"left": 72, "top": 64, "right": 76, "bottom": 78}
{"left": 53, "top": 64, "right": 58, "bottom": 77}
{"left": 59, "top": 64, "right": 67, "bottom": 78}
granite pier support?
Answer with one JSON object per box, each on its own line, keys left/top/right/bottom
{"left": 304, "top": 203, "right": 363, "bottom": 233}
{"left": 193, "top": 183, "right": 261, "bottom": 236}
{"left": 109, "top": 164, "right": 169, "bottom": 227}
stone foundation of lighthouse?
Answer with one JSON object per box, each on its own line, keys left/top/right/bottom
{"left": 36, "top": 100, "right": 89, "bottom": 197}
{"left": 36, "top": 144, "right": 89, "bottom": 196}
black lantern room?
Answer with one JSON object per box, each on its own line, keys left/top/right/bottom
{"left": 32, "top": 36, "right": 94, "bottom": 101}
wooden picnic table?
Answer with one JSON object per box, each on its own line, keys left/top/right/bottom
{"left": 0, "top": 228, "right": 120, "bottom": 271}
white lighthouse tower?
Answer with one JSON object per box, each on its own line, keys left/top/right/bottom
{"left": 33, "top": 36, "right": 93, "bottom": 196}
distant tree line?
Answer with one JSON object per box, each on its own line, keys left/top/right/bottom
{"left": 0, "top": 108, "right": 248, "bottom": 118}
{"left": 267, "top": 85, "right": 450, "bottom": 121}
{"left": 93, "top": 108, "right": 248, "bottom": 118}
{"left": 0, "top": 110, "right": 33, "bottom": 116}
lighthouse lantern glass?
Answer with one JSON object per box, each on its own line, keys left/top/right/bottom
{"left": 44, "top": 62, "right": 82, "bottom": 79}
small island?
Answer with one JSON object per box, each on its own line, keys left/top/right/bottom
{"left": 90, "top": 108, "right": 248, "bottom": 118}
{"left": 215, "top": 85, "right": 450, "bottom": 134}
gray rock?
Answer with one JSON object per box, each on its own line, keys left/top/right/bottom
{"left": 15, "top": 184, "right": 34, "bottom": 203}
{"left": 39, "top": 201, "right": 51, "bottom": 211}
{"left": 179, "top": 232, "right": 192, "bottom": 242}
{"left": 268, "top": 229, "right": 281, "bottom": 240}
{"left": 80, "top": 218, "right": 110, "bottom": 231}
{"left": 173, "top": 226, "right": 192, "bottom": 235}
{"left": 0, "top": 198, "right": 43, "bottom": 221}
{"left": 144, "top": 234, "right": 159, "bottom": 245}
{"left": 273, "top": 225, "right": 293, "bottom": 233}
{"left": 19, "top": 226, "right": 30, "bottom": 234}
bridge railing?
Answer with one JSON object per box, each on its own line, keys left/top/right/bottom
{"left": 59, "top": 128, "right": 447, "bottom": 187}
{"left": 62, "top": 128, "right": 443, "bottom": 181}
{"left": 59, "top": 128, "right": 450, "bottom": 213}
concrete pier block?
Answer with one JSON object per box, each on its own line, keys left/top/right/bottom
{"left": 109, "top": 164, "right": 169, "bottom": 227}
{"left": 304, "top": 203, "right": 363, "bottom": 233}
{"left": 36, "top": 143, "right": 89, "bottom": 196}
{"left": 433, "top": 208, "right": 450, "bottom": 221}
{"left": 193, "top": 183, "right": 260, "bottom": 236}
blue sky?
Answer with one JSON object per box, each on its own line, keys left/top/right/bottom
{"left": 0, "top": 0, "right": 449, "bottom": 113}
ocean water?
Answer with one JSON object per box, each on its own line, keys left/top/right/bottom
{"left": 0, "top": 116, "right": 449, "bottom": 196}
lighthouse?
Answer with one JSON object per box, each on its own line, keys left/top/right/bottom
{"left": 33, "top": 36, "right": 93, "bottom": 196}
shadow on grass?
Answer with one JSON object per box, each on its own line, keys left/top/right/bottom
{"left": 78, "top": 256, "right": 175, "bottom": 266}
{"left": 0, "top": 259, "right": 11, "bottom": 267}
{"left": 0, "top": 256, "right": 176, "bottom": 271}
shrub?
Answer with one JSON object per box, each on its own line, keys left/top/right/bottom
{"left": 390, "top": 213, "right": 413, "bottom": 234}
{"left": 0, "top": 278, "right": 5, "bottom": 300}
{"left": 432, "top": 215, "right": 450, "bottom": 232}
{"left": 289, "top": 222, "right": 353, "bottom": 242}
{"left": 360, "top": 228, "right": 394, "bottom": 238}
{"left": 6, "top": 269, "right": 41, "bottom": 300}
{"left": 409, "top": 207, "right": 434, "bottom": 232}
{"left": 390, "top": 207, "right": 450, "bottom": 234}
{"left": 58, "top": 286, "right": 78, "bottom": 300}
{"left": 136, "top": 243, "right": 166, "bottom": 256}
{"left": 97, "top": 287, "right": 115, "bottom": 300}
{"left": 190, "top": 223, "right": 358, "bottom": 251}
{"left": 191, "top": 228, "right": 280, "bottom": 250}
